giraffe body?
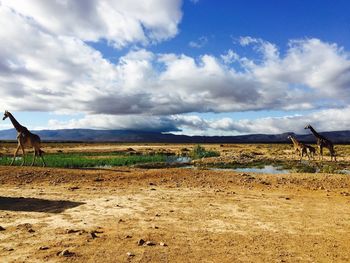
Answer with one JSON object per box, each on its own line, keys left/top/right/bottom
{"left": 287, "top": 135, "right": 309, "bottom": 161}
{"left": 304, "top": 124, "right": 336, "bottom": 161}
{"left": 3, "top": 111, "right": 45, "bottom": 166}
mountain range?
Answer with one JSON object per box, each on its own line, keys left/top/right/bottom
{"left": 1, "top": 128, "right": 350, "bottom": 144}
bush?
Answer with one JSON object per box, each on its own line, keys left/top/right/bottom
{"left": 190, "top": 145, "right": 220, "bottom": 159}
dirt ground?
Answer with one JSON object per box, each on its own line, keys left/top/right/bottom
{"left": 1, "top": 144, "right": 350, "bottom": 262}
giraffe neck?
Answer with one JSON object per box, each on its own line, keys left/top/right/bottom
{"left": 7, "top": 112, "right": 26, "bottom": 132}
{"left": 290, "top": 137, "right": 298, "bottom": 146}
{"left": 309, "top": 126, "right": 321, "bottom": 139}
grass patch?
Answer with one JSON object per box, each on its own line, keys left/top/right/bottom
{"left": 190, "top": 145, "right": 220, "bottom": 159}
{"left": 0, "top": 152, "right": 167, "bottom": 168}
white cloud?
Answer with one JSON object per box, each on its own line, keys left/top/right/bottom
{"left": 45, "top": 107, "right": 350, "bottom": 135}
{"left": 0, "top": 1, "right": 350, "bottom": 133}
{"left": 1, "top": 0, "right": 182, "bottom": 48}
{"left": 189, "top": 36, "right": 208, "bottom": 48}
{"left": 46, "top": 114, "right": 179, "bottom": 132}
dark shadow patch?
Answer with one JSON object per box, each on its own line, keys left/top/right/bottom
{"left": 0, "top": 197, "right": 85, "bottom": 213}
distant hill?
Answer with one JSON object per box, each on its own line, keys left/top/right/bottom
{"left": 1, "top": 128, "right": 350, "bottom": 143}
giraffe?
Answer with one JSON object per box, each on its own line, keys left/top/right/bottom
{"left": 304, "top": 124, "right": 336, "bottom": 161}
{"left": 2, "top": 111, "right": 45, "bottom": 166}
{"left": 287, "top": 135, "right": 309, "bottom": 160}
{"left": 304, "top": 144, "right": 316, "bottom": 159}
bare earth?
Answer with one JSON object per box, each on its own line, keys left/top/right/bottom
{"left": 0, "top": 144, "right": 350, "bottom": 262}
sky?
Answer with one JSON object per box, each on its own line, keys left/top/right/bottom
{"left": 0, "top": 0, "right": 350, "bottom": 135}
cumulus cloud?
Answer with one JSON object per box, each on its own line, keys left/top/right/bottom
{"left": 1, "top": 0, "right": 182, "bottom": 48}
{"left": 45, "top": 107, "right": 350, "bottom": 135}
{"left": 46, "top": 114, "right": 179, "bottom": 132}
{"left": 171, "top": 107, "right": 350, "bottom": 135}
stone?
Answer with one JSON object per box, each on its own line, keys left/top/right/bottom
{"left": 90, "top": 231, "right": 98, "bottom": 239}
{"left": 145, "top": 241, "right": 156, "bottom": 246}
{"left": 137, "top": 239, "right": 145, "bottom": 246}
{"left": 127, "top": 252, "right": 135, "bottom": 257}
{"left": 39, "top": 246, "right": 49, "bottom": 250}
{"left": 159, "top": 242, "right": 168, "bottom": 247}
{"left": 66, "top": 229, "right": 80, "bottom": 234}
{"left": 58, "top": 249, "right": 75, "bottom": 257}
{"left": 0, "top": 226, "right": 5, "bottom": 231}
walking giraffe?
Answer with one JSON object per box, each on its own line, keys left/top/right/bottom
{"left": 304, "top": 124, "right": 336, "bottom": 161}
{"left": 3, "top": 111, "right": 45, "bottom": 166}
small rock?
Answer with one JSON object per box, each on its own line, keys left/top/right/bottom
{"left": 94, "top": 178, "right": 104, "bottom": 182}
{"left": 149, "top": 182, "right": 156, "bottom": 186}
{"left": 39, "top": 246, "right": 49, "bottom": 250}
{"left": 0, "top": 226, "right": 5, "bottom": 231}
{"left": 150, "top": 188, "right": 156, "bottom": 191}
{"left": 145, "top": 241, "right": 156, "bottom": 246}
{"left": 118, "top": 219, "right": 124, "bottom": 223}
{"left": 125, "top": 235, "right": 132, "bottom": 239}
{"left": 28, "top": 228, "right": 35, "bottom": 233}
{"left": 90, "top": 231, "right": 98, "bottom": 239}
{"left": 159, "top": 242, "right": 167, "bottom": 247}
{"left": 57, "top": 249, "right": 75, "bottom": 257}
{"left": 155, "top": 214, "right": 161, "bottom": 217}
{"left": 127, "top": 252, "right": 135, "bottom": 257}
{"left": 68, "top": 186, "right": 79, "bottom": 191}
{"left": 137, "top": 239, "right": 145, "bottom": 246}
{"left": 66, "top": 229, "right": 80, "bottom": 234}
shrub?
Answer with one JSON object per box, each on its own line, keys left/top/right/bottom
{"left": 190, "top": 145, "right": 220, "bottom": 159}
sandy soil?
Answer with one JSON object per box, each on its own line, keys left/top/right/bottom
{"left": 0, "top": 163, "right": 350, "bottom": 262}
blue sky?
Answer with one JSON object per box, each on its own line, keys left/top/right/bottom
{"left": 1, "top": 0, "right": 350, "bottom": 135}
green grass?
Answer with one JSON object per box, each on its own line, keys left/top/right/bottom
{"left": 0, "top": 152, "right": 167, "bottom": 168}
{"left": 190, "top": 145, "right": 220, "bottom": 159}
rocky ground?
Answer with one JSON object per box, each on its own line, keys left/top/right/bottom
{"left": 0, "top": 165, "right": 350, "bottom": 262}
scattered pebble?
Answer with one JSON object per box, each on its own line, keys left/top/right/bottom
{"left": 127, "top": 252, "right": 135, "bottom": 257}
{"left": 28, "top": 228, "right": 35, "bottom": 233}
{"left": 137, "top": 239, "right": 145, "bottom": 246}
{"left": 94, "top": 178, "right": 104, "bottom": 182}
{"left": 68, "top": 186, "right": 79, "bottom": 191}
{"left": 0, "top": 226, "right": 5, "bottom": 231}
{"left": 57, "top": 249, "right": 75, "bottom": 257}
{"left": 146, "top": 241, "right": 156, "bottom": 246}
{"left": 66, "top": 229, "right": 80, "bottom": 234}
{"left": 159, "top": 242, "right": 168, "bottom": 247}
{"left": 39, "top": 246, "right": 49, "bottom": 250}
{"left": 90, "top": 231, "right": 99, "bottom": 239}
{"left": 125, "top": 235, "right": 132, "bottom": 239}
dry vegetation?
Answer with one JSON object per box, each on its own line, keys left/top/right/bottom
{"left": 0, "top": 143, "right": 350, "bottom": 262}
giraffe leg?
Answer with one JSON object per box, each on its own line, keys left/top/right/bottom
{"left": 31, "top": 148, "right": 37, "bottom": 166}
{"left": 39, "top": 149, "right": 46, "bottom": 167}
{"left": 10, "top": 145, "right": 20, "bottom": 166}
{"left": 319, "top": 146, "right": 323, "bottom": 161}
{"left": 20, "top": 144, "right": 26, "bottom": 166}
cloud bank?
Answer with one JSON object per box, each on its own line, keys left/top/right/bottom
{"left": 1, "top": 1, "right": 350, "bottom": 134}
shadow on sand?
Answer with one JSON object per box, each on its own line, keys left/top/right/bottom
{"left": 0, "top": 196, "right": 85, "bottom": 213}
